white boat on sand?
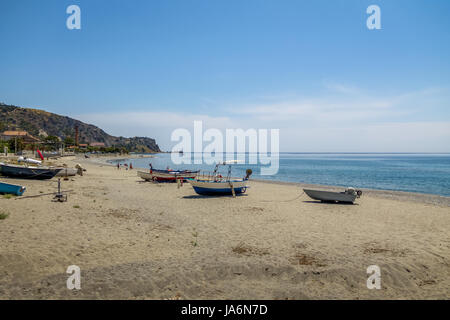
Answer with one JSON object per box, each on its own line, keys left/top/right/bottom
{"left": 303, "top": 188, "right": 362, "bottom": 204}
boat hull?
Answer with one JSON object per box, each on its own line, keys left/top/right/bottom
{"left": 303, "top": 189, "right": 357, "bottom": 203}
{"left": 137, "top": 170, "right": 198, "bottom": 182}
{"left": 0, "top": 163, "right": 62, "bottom": 180}
{"left": 189, "top": 179, "right": 249, "bottom": 195}
{"left": 55, "top": 168, "right": 78, "bottom": 177}
{"left": 0, "top": 182, "right": 26, "bottom": 196}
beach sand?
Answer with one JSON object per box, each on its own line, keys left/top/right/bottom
{"left": 0, "top": 155, "right": 449, "bottom": 299}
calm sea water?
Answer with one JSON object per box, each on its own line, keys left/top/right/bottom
{"left": 111, "top": 153, "right": 450, "bottom": 197}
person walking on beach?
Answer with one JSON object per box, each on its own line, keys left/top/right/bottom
{"left": 117, "top": 163, "right": 120, "bottom": 170}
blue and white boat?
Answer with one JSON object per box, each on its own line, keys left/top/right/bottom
{"left": 188, "top": 161, "right": 252, "bottom": 196}
{"left": 0, "top": 181, "right": 26, "bottom": 196}
{"left": 189, "top": 179, "right": 249, "bottom": 195}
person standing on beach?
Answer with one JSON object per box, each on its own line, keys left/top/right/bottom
{"left": 117, "top": 163, "right": 120, "bottom": 170}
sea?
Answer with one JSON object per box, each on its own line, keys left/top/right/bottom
{"left": 110, "top": 153, "right": 450, "bottom": 197}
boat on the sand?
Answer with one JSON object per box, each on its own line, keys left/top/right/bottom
{"left": 0, "top": 163, "right": 62, "bottom": 180}
{"left": 303, "top": 188, "right": 362, "bottom": 204}
{"left": 137, "top": 164, "right": 199, "bottom": 182}
{"left": 55, "top": 167, "right": 78, "bottom": 177}
{"left": 188, "top": 161, "right": 252, "bottom": 196}
{"left": 0, "top": 181, "right": 26, "bottom": 196}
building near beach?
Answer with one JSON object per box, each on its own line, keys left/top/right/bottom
{"left": 0, "top": 130, "right": 41, "bottom": 143}
{"left": 90, "top": 142, "right": 106, "bottom": 147}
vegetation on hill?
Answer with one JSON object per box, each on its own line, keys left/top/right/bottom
{"left": 0, "top": 103, "right": 161, "bottom": 153}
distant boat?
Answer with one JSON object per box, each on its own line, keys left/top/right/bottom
{"left": 303, "top": 188, "right": 362, "bottom": 204}
{"left": 137, "top": 164, "right": 199, "bottom": 182}
{"left": 0, "top": 163, "right": 62, "bottom": 180}
{"left": 0, "top": 181, "right": 26, "bottom": 196}
{"left": 188, "top": 161, "right": 252, "bottom": 196}
{"left": 41, "top": 151, "right": 61, "bottom": 159}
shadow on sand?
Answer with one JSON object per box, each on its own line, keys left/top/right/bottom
{"left": 182, "top": 194, "right": 249, "bottom": 199}
{"left": 302, "top": 200, "right": 358, "bottom": 206}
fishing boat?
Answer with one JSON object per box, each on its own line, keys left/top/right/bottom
{"left": 303, "top": 188, "right": 362, "bottom": 204}
{"left": 41, "top": 151, "right": 61, "bottom": 159}
{"left": 0, "top": 181, "right": 26, "bottom": 196}
{"left": 0, "top": 163, "right": 62, "bottom": 180}
{"left": 188, "top": 161, "right": 252, "bottom": 196}
{"left": 137, "top": 164, "right": 199, "bottom": 182}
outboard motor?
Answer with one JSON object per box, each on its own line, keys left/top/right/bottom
{"left": 244, "top": 169, "right": 253, "bottom": 180}
{"left": 345, "top": 187, "right": 356, "bottom": 195}
{"left": 345, "top": 187, "right": 362, "bottom": 198}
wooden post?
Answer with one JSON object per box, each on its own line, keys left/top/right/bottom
{"left": 230, "top": 182, "right": 236, "bottom": 198}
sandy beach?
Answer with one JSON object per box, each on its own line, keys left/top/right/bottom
{"left": 0, "top": 155, "right": 449, "bottom": 299}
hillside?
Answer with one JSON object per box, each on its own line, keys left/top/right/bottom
{"left": 0, "top": 103, "right": 161, "bottom": 153}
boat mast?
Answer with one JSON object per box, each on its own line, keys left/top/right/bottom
{"left": 227, "top": 164, "right": 232, "bottom": 180}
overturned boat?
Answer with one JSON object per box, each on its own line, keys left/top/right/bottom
{"left": 55, "top": 167, "right": 78, "bottom": 177}
{"left": 303, "top": 187, "right": 362, "bottom": 204}
{"left": 0, "top": 163, "right": 62, "bottom": 180}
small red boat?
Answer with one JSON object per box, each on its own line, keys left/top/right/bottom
{"left": 137, "top": 164, "right": 199, "bottom": 182}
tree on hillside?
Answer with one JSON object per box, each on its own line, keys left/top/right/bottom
{"left": 44, "top": 135, "right": 60, "bottom": 144}
{"left": 42, "top": 135, "right": 61, "bottom": 151}
{"left": 64, "top": 136, "right": 75, "bottom": 146}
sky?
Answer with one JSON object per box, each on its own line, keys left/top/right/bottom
{"left": 0, "top": 0, "right": 449, "bottom": 152}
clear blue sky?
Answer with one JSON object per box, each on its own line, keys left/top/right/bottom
{"left": 1, "top": 0, "right": 449, "bottom": 151}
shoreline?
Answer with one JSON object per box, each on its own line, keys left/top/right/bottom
{"left": 2, "top": 152, "right": 448, "bottom": 206}
{"left": 254, "top": 179, "right": 450, "bottom": 207}
{"left": 81, "top": 154, "right": 450, "bottom": 207}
